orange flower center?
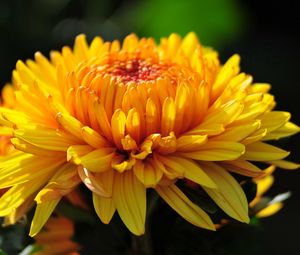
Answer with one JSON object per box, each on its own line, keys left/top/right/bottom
{"left": 104, "top": 58, "right": 169, "bottom": 83}
{"left": 83, "top": 52, "right": 195, "bottom": 86}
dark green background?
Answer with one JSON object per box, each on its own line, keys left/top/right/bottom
{"left": 0, "top": 0, "right": 299, "bottom": 254}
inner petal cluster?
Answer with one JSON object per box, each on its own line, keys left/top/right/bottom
{"left": 102, "top": 58, "right": 172, "bottom": 84}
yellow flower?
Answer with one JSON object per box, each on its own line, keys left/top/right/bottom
{"left": 0, "top": 33, "right": 299, "bottom": 236}
{"left": 31, "top": 216, "right": 80, "bottom": 255}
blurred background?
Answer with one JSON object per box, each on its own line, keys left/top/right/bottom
{"left": 0, "top": 0, "right": 299, "bottom": 254}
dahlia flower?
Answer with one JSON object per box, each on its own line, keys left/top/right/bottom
{"left": 0, "top": 33, "right": 298, "bottom": 236}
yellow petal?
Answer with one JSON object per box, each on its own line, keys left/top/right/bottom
{"left": 67, "top": 145, "right": 94, "bottom": 164}
{"left": 74, "top": 34, "right": 89, "bottom": 60}
{"left": 81, "top": 126, "right": 109, "bottom": 148}
{"left": 251, "top": 83, "right": 271, "bottom": 93}
{"left": 263, "top": 122, "right": 300, "bottom": 140}
{"left": 0, "top": 106, "right": 30, "bottom": 126}
{"left": 256, "top": 202, "right": 283, "bottom": 218}
{"left": 243, "top": 142, "right": 290, "bottom": 161}
{"left": 35, "top": 164, "right": 80, "bottom": 203}
{"left": 266, "top": 159, "right": 300, "bottom": 170}
{"left": 176, "top": 135, "right": 207, "bottom": 152}
{"left": 29, "top": 164, "right": 80, "bottom": 236}
{"left": 0, "top": 176, "right": 51, "bottom": 216}
{"left": 133, "top": 159, "right": 163, "bottom": 187}
{"left": 56, "top": 112, "right": 84, "bottom": 140}
{"left": 204, "top": 100, "right": 244, "bottom": 127}
{"left": 10, "top": 138, "right": 63, "bottom": 157}
{"left": 174, "top": 83, "right": 194, "bottom": 134}
{"left": 211, "top": 54, "right": 240, "bottom": 101}
{"left": 220, "top": 160, "right": 263, "bottom": 177}
{"left": 89, "top": 36, "right": 104, "bottom": 57}
{"left": 255, "top": 175, "right": 274, "bottom": 196}
{"left": 77, "top": 167, "right": 111, "bottom": 197}
{"left": 213, "top": 120, "right": 260, "bottom": 142}
{"left": 0, "top": 154, "right": 64, "bottom": 188}
{"left": 161, "top": 97, "right": 176, "bottom": 136}
{"left": 145, "top": 98, "right": 160, "bottom": 135}
{"left": 3, "top": 195, "right": 34, "bottom": 226}
{"left": 186, "top": 123, "right": 225, "bottom": 136}
{"left": 154, "top": 154, "right": 184, "bottom": 178}
{"left": 0, "top": 126, "right": 13, "bottom": 135}
{"left": 126, "top": 108, "right": 141, "bottom": 144}
{"left": 242, "top": 128, "right": 267, "bottom": 145}
{"left": 121, "top": 135, "right": 138, "bottom": 151}
{"left": 179, "top": 141, "right": 245, "bottom": 161}
{"left": 91, "top": 170, "right": 116, "bottom": 224}
{"left": 157, "top": 155, "right": 216, "bottom": 188}
{"left": 181, "top": 32, "right": 199, "bottom": 57}
{"left": 68, "top": 146, "right": 115, "bottom": 172}
{"left": 93, "top": 99, "right": 113, "bottom": 142}
{"left": 152, "top": 153, "right": 177, "bottom": 180}
{"left": 93, "top": 193, "right": 116, "bottom": 224}
{"left": 113, "top": 171, "right": 146, "bottom": 235}
{"left": 13, "top": 127, "right": 80, "bottom": 151}
{"left": 154, "top": 132, "right": 176, "bottom": 155}
{"left": 29, "top": 199, "right": 60, "bottom": 237}
{"left": 111, "top": 154, "right": 136, "bottom": 173}
{"left": 156, "top": 184, "right": 215, "bottom": 230}
{"left": 260, "top": 111, "right": 291, "bottom": 133}
{"left": 200, "top": 162, "right": 249, "bottom": 223}
{"left": 111, "top": 109, "right": 126, "bottom": 150}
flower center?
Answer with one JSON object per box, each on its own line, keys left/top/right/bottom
{"left": 89, "top": 54, "right": 189, "bottom": 85}
{"left": 106, "top": 58, "right": 165, "bottom": 83}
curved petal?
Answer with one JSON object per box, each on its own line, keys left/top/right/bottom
{"left": 200, "top": 162, "right": 249, "bottom": 223}
{"left": 29, "top": 199, "right": 60, "bottom": 237}
{"left": 133, "top": 159, "right": 163, "bottom": 187}
{"left": 242, "top": 142, "right": 290, "bottom": 161}
{"left": 176, "top": 135, "right": 207, "bottom": 152}
{"left": 68, "top": 146, "right": 115, "bottom": 172}
{"left": 113, "top": 171, "right": 146, "bottom": 235}
{"left": 78, "top": 167, "right": 111, "bottom": 197}
{"left": 263, "top": 122, "right": 300, "bottom": 141}
{"left": 213, "top": 120, "right": 260, "bottom": 142}
{"left": 156, "top": 184, "right": 215, "bottom": 230}
{"left": 92, "top": 170, "right": 116, "bottom": 223}
{"left": 179, "top": 141, "right": 245, "bottom": 161}
{"left": 266, "top": 159, "right": 300, "bottom": 170}
{"left": 220, "top": 160, "right": 263, "bottom": 177}
{"left": 93, "top": 193, "right": 116, "bottom": 224}
{"left": 156, "top": 155, "right": 216, "bottom": 188}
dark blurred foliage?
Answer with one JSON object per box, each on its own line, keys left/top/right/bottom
{"left": 0, "top": 0, "right": 299, "bottom": 254}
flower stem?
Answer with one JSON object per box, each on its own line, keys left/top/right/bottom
{"left": 131, "top": 232, "right": 153, "bottom": 255}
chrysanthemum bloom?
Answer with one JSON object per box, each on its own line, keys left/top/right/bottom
{"left": 0, "top": 33, "right": 299, "bottom": 236}
{"left": 31, "top": 216, "right": 80, "bottom": 255}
